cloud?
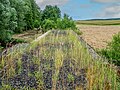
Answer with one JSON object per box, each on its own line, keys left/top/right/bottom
{"left": 97, "top": 4, "right": 120, "bottom": 18}
{"left": 91, "top": 0, "right": 120, "bottom": 3}
{"left": 35, "top": 0, "right": 68, "bottom": 8}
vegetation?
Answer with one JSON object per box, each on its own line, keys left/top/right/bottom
{"left": 0, "top": 0, "right": 41, "bottom": 47}
{"left": 0, "top": 30, "right": 119, "bottom": 89}
{"left": 99, "top": 32, "right": 120, "bottom": 66}
{"left": 0, "top": 0, "right": 78, "bottom": 48}
{"left": 41, "top": 6, "right": 78, "bottom": 32}
{"left": 76, "top": 20, "right": 120, "bottom": 25}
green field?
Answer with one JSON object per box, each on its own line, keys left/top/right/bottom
{"left": 76, "top": 20, "right": 120, "bottom": 25}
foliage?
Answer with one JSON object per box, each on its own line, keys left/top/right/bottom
{"left": 0, "top": 0, "right": 41, "bottom": 45}
{"left": 0, "top": 0, "right": 13, "bottom": 42}
{"left": 42, "top": 19, "right": 56, "bottom": 32}
{"left": 0, "top": 1, "right": 78, "bottom": 47}
{"left": 41, "top": 7, "right": 78, "bottom": 32}
{"left": 41, "top": 5, "right": 61, "bottom": 21}
{"left": 58, "top": 13, "right": 77, "bottom": 30}
{"left": 99, "top": 32, "right": 120, "bottom": 65}
{"left": 34, "top": 20, "right": 40, "bottom": 28}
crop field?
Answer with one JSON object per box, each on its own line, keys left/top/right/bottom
{"left": 0, "top": 30, "right": 119, "bottom": 90}
{"left": 76, "top": 20, "right": 120, "bottom": 26}
{"left": 77, "top": 25, "right": 120, "bottom": 49}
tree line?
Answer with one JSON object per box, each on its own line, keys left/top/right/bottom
{"left": 0, "top": 0, "right": 77, "bottom": 46}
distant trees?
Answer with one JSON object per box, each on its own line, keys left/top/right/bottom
{"left": 41, "top": 5, "right": 77, "bottom": 31}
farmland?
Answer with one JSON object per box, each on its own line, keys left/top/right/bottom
{"left": 76, "top": 20, "right": 120, "bottom": 26}
{"left": 77, "top": 24, "right": 120, "bottom": 49}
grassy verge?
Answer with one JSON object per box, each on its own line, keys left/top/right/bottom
{"left": 13, "top": 29, "right": 42, "bottom": 43}
{"left": 0, "top": 30, "right": 119, "bottom": 89}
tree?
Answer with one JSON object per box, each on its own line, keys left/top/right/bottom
{"left": 56, "top": 13, "right": 77, "bottom": 30}
{"left": 24, "top": 0, "right": 34, "bottom": 30}
{"left": 0, "top": 0, "right": 42, "bottom": 45}
{"left": 42, "top": 19, "right": 56, "bottom": 32}
{"left": 41, "top": 5, "right": 61, "bottom": 21}
{"left": 30, "top": 0, "right": 41, "bottom": 28}
{"left": 15, "top": 0, "right": 27, "bottom": 33}
{"left": 9, "top": 7, "right": 17, "bottom": 32}
{"left": 0, "top": 0, "right": 13, "bottom": 42}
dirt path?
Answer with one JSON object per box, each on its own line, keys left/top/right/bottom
{"left": 77, "top": 25, "right": 120, "bottom": 49}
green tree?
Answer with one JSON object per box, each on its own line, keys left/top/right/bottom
{"left": 42, "top": 19, "right": 56, "bottom": 32}
{"left": 9, "top": 7, "right": 17, "bottom": 32}
{"left": 11, "top": 0, "right": 27, "bottom": 33}
{"left": 30, "top": 0, "right": 41, "bottom": 28}
{"left": 42, "top": 5, "right": 61, "bottom": 21}
{"left": 0, "top": 0, "right": 13, "bottom": 42}
{"left": 34, "top": 20, "right": 40, "bottom": 28}
{"left": 56, "top": 13, "right": 77, "bottom": 30}
{"left": 24, "top": 0, "right": 34, "bottom": 30}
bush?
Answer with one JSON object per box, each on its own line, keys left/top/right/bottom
{"left": 0, "top": 30, "right": 13, "bottom": 43}
{"left": 42, "top": 19, "right": 56, "bottom": 32}
{"left": 34, "top": 20, "right": 40, "bottom": 28}
{"left": 58, "top": 14, "right": 77, "bottom": 30}
{"left": 99, "top": 32, "right": 120, "bottom": 65}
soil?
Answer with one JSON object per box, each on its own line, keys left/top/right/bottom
{"left": 77, "top": 25, "right": 120, "bottom": 49}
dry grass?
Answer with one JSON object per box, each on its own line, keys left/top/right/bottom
{"left": 13, "top": 30, "right": 42, "bottom": 42}
{"left": 0, "top": 30, "right": 118, "bottom": 90}
{"left": 77, "top": 25, "right": 120, "bottom": 49}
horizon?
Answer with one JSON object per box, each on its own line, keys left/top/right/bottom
{"left": 35, "top": 0, "right": 120, "bottom": 20}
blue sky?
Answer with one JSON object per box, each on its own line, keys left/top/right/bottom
{"left": 36, "top": 0, "right": 120, "bottom": 20}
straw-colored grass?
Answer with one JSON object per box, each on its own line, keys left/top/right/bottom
{"left": 0, "top": 30, "right": 119, "bottom": 90}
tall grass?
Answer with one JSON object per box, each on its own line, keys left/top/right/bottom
{"left": 0, "top": 30, "right": 119, "bottom": 89}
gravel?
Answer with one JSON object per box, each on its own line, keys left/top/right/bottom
{"left": 0, "top": 30, "right": 95, "bottom": 90}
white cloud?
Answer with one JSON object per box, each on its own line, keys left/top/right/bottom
{"left": 35, "top": 0, "right": 68, "bottom": 8}
{"left": 91, "top": 0, "right": 120, "bottom": 3}
{"left": 97, "top": 4, "right": 120, "bottom": 18}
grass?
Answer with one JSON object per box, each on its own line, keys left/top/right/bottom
{"left": 13, "top": 29, "right": 42, "bottom": 43}
{"left": 76, "top": 20, "right": 120, "bottom": 26}
{"left": 0, "top": 30, "right": 119, "bottom": 89}
{"left": 0, "top": 30, "right": 42, "bottom": 54}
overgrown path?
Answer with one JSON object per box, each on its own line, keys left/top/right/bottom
{"left": 0, "top": 30, "right": 119, "bottom": 90}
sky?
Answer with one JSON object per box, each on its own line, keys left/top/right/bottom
{"left": 35, "top": 0, "right": 120, "bottom": 20}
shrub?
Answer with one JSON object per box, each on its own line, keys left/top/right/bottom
{"left": 34, "top": 20, "right": 40, "bottom": 28}
{"left": 42, "top": 19, "right": 56, "bottom": 32}
{"left": 99, "top": 32, "right": 120, "bottom": 65}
